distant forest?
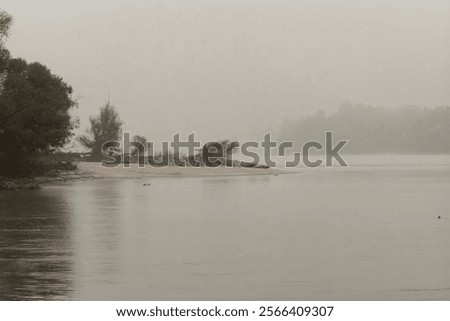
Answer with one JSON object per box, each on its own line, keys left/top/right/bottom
{"left": 278, "top": 103, "right": 450, "bottom": 154}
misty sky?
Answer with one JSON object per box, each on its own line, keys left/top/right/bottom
{"left": 1, "top": 0, "right": 449, "bottom": 146}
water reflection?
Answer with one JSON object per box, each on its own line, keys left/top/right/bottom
{"left": 68, "top": 180, "right": 126, "bottom": 299}
{"left": 0, "top": 191, "right": 74, "bottom": 300}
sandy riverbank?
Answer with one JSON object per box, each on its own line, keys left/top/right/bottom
{"left": 0, "top": 162, "right": 293, "bottom": 190}
{"left": 77, "top": 162, "right": 289, "bottom": 178}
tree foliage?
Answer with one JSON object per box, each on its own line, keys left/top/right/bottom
{"left": 131, "top": 135, "right": 147, "bottom": 157}
{"left": 0, "top": 58, "right": 78, "bottom": 175}
{"left": 0, "top": 10, "right": 12, "bottom": 41}
{"left": 0, "top": 9, "right": 78, "bottom": 176}
{"left": 79, "top": 102, "right": 123, "bottom": 159}
{"left": 0, "top": 10, "right": 12, "bottom": 88}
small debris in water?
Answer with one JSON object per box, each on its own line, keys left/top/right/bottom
{"left": 143, "top": 183, "right": 151, "bottom": 186}
{"left": 437, "top": 216, "right": 441, "bottom": 219}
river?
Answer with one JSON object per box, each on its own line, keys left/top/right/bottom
{"left": 0, "top": 155, "right": 449, "bottom": 300}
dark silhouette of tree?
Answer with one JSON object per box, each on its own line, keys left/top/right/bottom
{"left": 1, "top": 10, "right": 78, "bottom": 176}
{"left": 78, "top": 102, "right": 122, "bottom": 159}
{"left": 131, "top": 135, "right": 147, "bottom": 157}
{"left": 0, "top": 58, "right": 78, "bottom": 176}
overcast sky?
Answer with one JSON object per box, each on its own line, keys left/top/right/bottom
{"left": 1, "top": 0, "right": 450, "bottom": 145}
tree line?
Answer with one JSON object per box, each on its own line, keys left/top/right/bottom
{"left": 278, "top": 102, "right": 450, "bottom": 154}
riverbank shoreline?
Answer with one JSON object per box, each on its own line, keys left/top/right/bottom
{"left": 78, "top": 162, "right": 290, "bottom": 179}
{"left": 0, "top": 162, "right": 293, "bottom": 190}
{"left": 0, "top": 169, "right": 103, "bottom": 191}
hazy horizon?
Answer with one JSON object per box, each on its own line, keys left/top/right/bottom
{"left": 2, "top": 0, "right": 449, "bottom": 146}
{"left": 2, "top": 1, "right": 450, "bottom": 306}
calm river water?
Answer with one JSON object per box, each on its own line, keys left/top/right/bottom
{"left": 0, "top": 155, "right": 449, "bottom": 300}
